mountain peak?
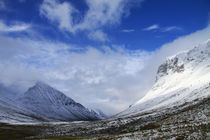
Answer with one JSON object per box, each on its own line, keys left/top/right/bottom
{"left": 34, "top": 81, "right": 51, "bottom": 88}
{"left": 25, "top": 81, "right": 76, "bottom": 104}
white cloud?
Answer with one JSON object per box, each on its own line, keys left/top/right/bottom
{"left": 143, "top": 24, "right": 182, "bottom": 32}
{"left": 143, "top": 24, "right": 159, "bottom": 31}
{"left": 40, "top": 0, "right": 144, "bottom": 34}
{"left": 162, "top": 26, "right": 182, "bottom": 32}
{"left": 88, "top": 30, "right": 109, "bottom": 42}
{"left": 0, "top": 25, "right": 209, "bottom": 115}
{"left": 0, "top": 21, "right": 30, "bottom": 32}
{"left": 121, "top": 29, "right": 135, "bottom": 33}
{"left": 40, "top": 0, "right": 77, "bottom": 33}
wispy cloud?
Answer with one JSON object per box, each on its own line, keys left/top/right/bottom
{"left": 40, "top": 0, "right": 77, "bottom": 33}
{"left": 143, "top": 24, "right": 159, "bottom": 31}
{"left": 0, "top": 21, "right": 30, "bottom": 32}
{"left": 88, "top": 30, "right": 109, "bottom": 42}
{"left": 39, "top": 0, "right": 144, "bottom": 41}
{"left": 121, "top": 29, "right": 135, "bottom": 33}
{"left": 162, "top": 26, "right": 182, "bottom": 32}
{"left": 143, "top": 24, "right": 182, "bottom": 33}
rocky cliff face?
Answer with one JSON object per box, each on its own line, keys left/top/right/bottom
{"left": 156, "top": 40, "right": 210, "bottom": 81}
{"left": 156, "top": 57, "right": 184, "bottom": 81}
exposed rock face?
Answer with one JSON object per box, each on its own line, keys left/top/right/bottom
{"left": 156, "top": 57, "right": 184, "bottom": 81}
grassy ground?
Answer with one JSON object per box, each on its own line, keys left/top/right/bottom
{"left": 0, "top": 123, "right": 48, "bottom": 140}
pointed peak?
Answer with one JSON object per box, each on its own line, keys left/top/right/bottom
{"left": 25, "top": 81, "right": 59, "bottom": 97}
{"left": 35, "top": 81, "right": 50, "bottom": 88}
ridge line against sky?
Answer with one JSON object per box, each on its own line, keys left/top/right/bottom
{"left": 0, "top": 0, "right": 210, "bottom": 114}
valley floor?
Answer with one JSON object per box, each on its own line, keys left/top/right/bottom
{"left": 0, "top": 97, "right": 209, "bottom": 140}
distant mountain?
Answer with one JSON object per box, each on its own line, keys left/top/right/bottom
{"left": 94, "top": 109, "right": 108, "bottom": 119}
{"left": 117, "top": 39, "right": 210, "bottom": 117}
{"left": 0, "top": 81, "right": 102, "bottom": 123}
{"left": 20, "top": 81, "right": 101, "bottom": 121}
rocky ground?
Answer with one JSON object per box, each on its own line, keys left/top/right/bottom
{"left": 0, "top": 97, "right": 209, "bottom": 140}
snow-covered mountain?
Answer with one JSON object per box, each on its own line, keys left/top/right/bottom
{"left": 19, "top": 81, "right": 101, "bottom": 121}
{"left": 0, "top": 82, "right": 102, "bottom": 123}
{"left": 0, "top": 84, "right": 40, "bottom": 123}
{"left": 117, "top": 39, "right": 210, "bottom": 117}
{"left": 94, "top": 109, "right": 108, "bottom": 119}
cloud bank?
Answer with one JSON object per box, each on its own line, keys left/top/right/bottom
{"left": 0, "top": 24, "right": 209, "bottom": 115}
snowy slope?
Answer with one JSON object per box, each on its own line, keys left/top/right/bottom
{"left": 19, "top": 81, "right": 101, "bottom": 121}
{"left": 0, "top": 84, "right": 40, "bottom": 123}
{"left": 117, "top": 39, "right": 210, "bottom": 117}
{"left": 94, "top": 109, "right": 108, "bottom": 119}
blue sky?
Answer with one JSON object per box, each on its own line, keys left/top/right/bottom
{"left": 0, "top": 0, "right": 209, "bottom": 50}
{"left": 0, "top": 0, "right": 210, "bottom": 114}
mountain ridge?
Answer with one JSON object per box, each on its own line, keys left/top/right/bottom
{"left": 116, "top": 39, "right": 210, "bottom": 117}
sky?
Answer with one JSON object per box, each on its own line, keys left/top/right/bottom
{"left": 0, "top": 0, "right": 210, "bottom": 115}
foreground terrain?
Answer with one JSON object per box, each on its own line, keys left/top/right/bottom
{"left": 0, "top": 96, "right": 209, "bottom": 140}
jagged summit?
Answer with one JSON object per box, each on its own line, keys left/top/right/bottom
{"left": 156, "top": 57, "right": 185, "bottom": 81}
{"left": 156, "top": 39, "right": 210, "bottom": 81}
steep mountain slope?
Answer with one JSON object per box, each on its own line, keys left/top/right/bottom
{"left": 94, "top": 109, "right": 108, "bottom": 119}
{"left": 20, "top": 81, "right": 101, "bottom": 121}
{"left": 0, "top": 84, "right": 40, "bottom": 123}
{"left": 117, "top": 39, "right": 210, "bottom": 117}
